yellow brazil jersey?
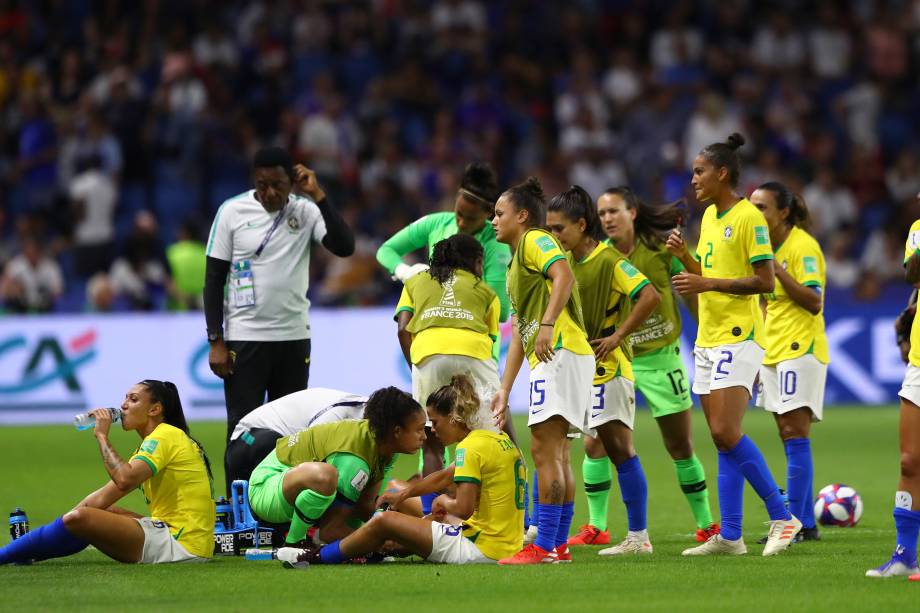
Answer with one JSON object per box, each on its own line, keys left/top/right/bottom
{"left": 131, "top": 423, "right": 215, "bottom": 558}
{"left": 906, "top": 219, "right": 920, "bottom": 367}
{"left": 511, "top": 230, "right": 593, "bottom": 368}
{"left": 695, "top": 198, "right": 774, "bottom": 348}
{"left": 395, "top": 273, "right": 500, "bottom": 364}
{"left": 763, "top": 226, "right": 829, "bottom": 365}
{"left": 453, "top": 430, "right": 526, "bottom": 560}
{"left": 573, "top": 243, "right": 650, "bottom": 384}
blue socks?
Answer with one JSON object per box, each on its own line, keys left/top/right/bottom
{"left": 717, "top": 449, "right": 745, "bottom": 541}
{"left": 894, "top": 507, "right": 920, "bottom": 562}
{"left": 0, "top": 517, "right": 88, "bottom": 565}
{"left": 727, "top": 435, "right": 790, "bottom": 521}
{"left": 421, "top": 493, "right": 437, "bottom": 516}
{"left": 615, "top": 455, "right": 648, "bottom": 532}
{"left": 534, "top": 501, "right": 561, "bottom": 553}
{"left": 555, "top": 502, "right": 574, "bottom": 548}
{"left": 319, "top": 539, "right": 346, "bottom": 564}
{"left": 784, "top": 438, "right": 815, "bottom": 529}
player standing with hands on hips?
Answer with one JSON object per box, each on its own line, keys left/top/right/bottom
{"left": 667, "top": 133, "right": 801, "bottom": 556}
{"left": 867, "top": 213, "right": 920, "bottom": 579}
{"left": 204, "top": 147, "right": 355, "bottom": 494}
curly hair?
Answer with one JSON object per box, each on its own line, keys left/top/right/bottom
{"left": 428, "top": 234, "right": 484, "bottom": 285}
{"left": 364, "top": 386, "right": 423, "bottom": 440}
{"left": 426, "top": 374, "right": 488, "bottom": 430}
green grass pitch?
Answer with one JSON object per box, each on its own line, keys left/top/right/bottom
{"left": 0, "top": 406, "right": 915, "bottom": 612}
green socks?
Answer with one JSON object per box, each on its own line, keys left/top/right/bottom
{"left": 582, "top": 456, "right": 613, "bottom": 531}
{"left": 286, "top": 488, "right": 336, "bottom": 544}
{"left": 674, "top": 455, "right": 713, "bottom": 529}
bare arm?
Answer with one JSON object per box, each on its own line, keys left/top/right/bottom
{"left": 75, "top": 480, "right": 130, "bottom": 510}
{"left": 665, "top": 229, "right": 702, "bottom": 275}
{"left": 96, "top": 434, "right": 154, "bottom": 491}
{"left": 396, "top": 310, "right": 413, "bottom": 366}
{"left": 492, "top": 317, "right": 524, "bottom": 430}
{"left": 673, "top": 259, "right": 775, "bottom": 296}
{"left": 436, "top": 482, "right": 479, "bottom": 521}
{"left": 906, "top": 251, "right": 920, "bottom": 286}
{"left": 377, "top": 466, "right": 456, "bottom": 509}
{"left": 542, "top": 259, "right": 575, "bottom": 326}
{"left": 775, "top": 266, "right": 822, "bottom": 315}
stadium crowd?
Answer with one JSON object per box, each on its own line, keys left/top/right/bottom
{"left": 1, "top": 0, "right": 920, "bottom": 314}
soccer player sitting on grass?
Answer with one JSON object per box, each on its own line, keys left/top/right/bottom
{"left": 276, "top": 375, "right": 526, "bottom": 567}
{"left": 247, "top": 387, "right": 427, "bottom": 549}
{"left": 0, "top": 380, "right": 215, "bottom": 565}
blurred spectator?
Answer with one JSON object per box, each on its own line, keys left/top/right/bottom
{"left": 824, "top": 224, "right": 860, "bottom": 289}
{"left": 86, "top": 272, "right": 118, "bottom": 312}
{"left": 109, "top": 211, "right": 168, "bottom": 311}
{"left": 802, "top": 166, "right": 858, "bottom": 240}
{"left": 752, "top": 12, "right": 805, "bottom": 72}
{"left": 165, "top": 219, "right": 206, "bottom": 311}
{"left": 807, "top": 2, "right": 851, "bottom": 79}
{"left": 858, "top": 219, "right": 909, "bottom": 299}
{"left": 68, "top": 154, "right": 117, "bottom": 277}
{"left": 885, "top": 149, "right": 920, "bottom": 206}
{"left": 683, "top": 93, "right": 742, "bottom": 166}
{"left": 1, "top": 235, "right": 63, "bottom": 313}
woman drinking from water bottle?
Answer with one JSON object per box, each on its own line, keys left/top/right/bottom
{"left": 0, "top": 380, "right": 216, "bottom": 565}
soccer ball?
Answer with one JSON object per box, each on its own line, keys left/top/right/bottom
{"left": 814, "top": 483, "right": 863, "bottom": 527}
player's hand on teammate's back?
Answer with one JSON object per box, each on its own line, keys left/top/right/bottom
{"left": 534, "top": 325, "right": 555, "bottom": 362}
{"left": 665, "top": 228, "right": 689, "bottom": 260}
{"left": 590, "top": 331, "right": 622, "bottom": 360}
{"left": 293, "top": 164, "right": 326, "bottom": 202}
{"left": 672, "top": 271, "right": 710, "bottom": 295}
{"left": 491, "top": 389, "right": 508, "bottom": 430}
{"left": 208, "top": 340, "right": 234, "bottom": 379}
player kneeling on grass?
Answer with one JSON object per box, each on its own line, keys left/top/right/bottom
{"left": 247, "top": 387, "right": 427, "bottom": 548}
{"left": 0, "top": 380, "right": 215, "bottom": 565}
{"left": 277, "top": 375, "right": 526, "bottom": 567}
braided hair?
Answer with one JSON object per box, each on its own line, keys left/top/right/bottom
{"left": 699, "top": 132, "right": 746, "bottom": 187}
{"left": 428, "top": 234, "right": 484, "bottom": 285}
{"left": 139, "top": 380, "right": 213, "bottom": 482}
{"left": 363, "top": 386, "right": 424, "bottom": 441}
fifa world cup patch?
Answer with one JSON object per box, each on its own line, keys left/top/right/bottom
{"left": 619, "top": 260, "right": 640, "bottom": 278}
{"left": 803, "top": 256, "right": 818, "bottom": 273}
{"left": 455, "top": 448, "right": 466, "bottom": 467}
{"left": 350, "top": 469, "right": 369, "bottom": 492}
{"left": 535, "top": 235, "right": 556, "bottom": 253}
{"left": 754, "top": 226, "right": 770, "bottom": 245}
{"left": 140, "top": 439, "right": 159, "bottom": 454}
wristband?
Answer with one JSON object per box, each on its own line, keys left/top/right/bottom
{"left": 540, "top": 322, "right": 554, "bottom": 327}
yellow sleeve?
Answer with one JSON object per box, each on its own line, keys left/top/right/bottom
{"left": 745, "top": 210, "right": 774, "bottom": 265}
{"left": 131, "top": 430, "right": 177, "bottom": 476}
{"left": 906, "top": 220, "right": 920, "bottom": 264}
{"left": 394, "top": 285, "right": 414, "bottom": 320}
{"left": 793, "top": 241, "right": 823, "bottom": 290}
{"left": 454, "top": 439, "right": 483, "bottom": 485}
{"left": 487, "top": 295, "right": 500, "bottom": 341}
{"left": 614, "top": 259, "right": 650, "bottom": 301}
{"left": 523, "top": 232, "right": 566, "bottom": 276}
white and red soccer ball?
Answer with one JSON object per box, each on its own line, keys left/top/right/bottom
{"left": 814, "top": 483, "right": 863, "bottom": 527}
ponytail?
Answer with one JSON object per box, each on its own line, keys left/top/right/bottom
{"left": 699, "top": 132, "right": 746, "bottom": 187}
{"left": 547, "top": 185, "right": 603, "bottom": 240}
{"left": 426, "top": 374, "right": 487, "bottom": 430}
{"left": 139, "top": 379, "right": 214, "bottom": 482}
{"left": 602, "top": 186, "right": 685, "bottom": 248}
{"left": 757, "top": 181, "right": 811, "bottom": 231}
{"left": 503, "top": 177, "right": 546, "bottom": 228}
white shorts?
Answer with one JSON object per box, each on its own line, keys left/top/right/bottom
{"left": 412, "top": 354, "right": 500, "bottom": 430}
{"left": 426, "top": 522, "right": 493, "bottom": 564}
{"left": 527, "top": 349, "right": 594, "bottom": 433}
{"left": 758, "top": 354, "right": 827, "bottom": 421}
{"left": 899, "top": 364, "right": 920, "bottom": 408}
{"left": 692, "top": 341, "right": 764, "bottom": 398}
{"left": 586, "top": 376, "right": 636, "bottom": 433}
{"left": 136, "top": 518, "right": 207, "bottom": 564}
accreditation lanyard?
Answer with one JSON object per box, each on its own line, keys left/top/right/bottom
{"left": 254, "top": 207, "right": 286, "bottom": 258}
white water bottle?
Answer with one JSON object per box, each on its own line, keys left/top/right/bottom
{"left": 74, "top": 408, "right": 122, "bottom": 431}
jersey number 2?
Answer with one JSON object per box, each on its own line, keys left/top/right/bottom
{"left": 703, "top": 241, "right": 714, "bottom": 269}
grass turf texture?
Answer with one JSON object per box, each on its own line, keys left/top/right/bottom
{"left": 0, "top": 406, "right": 914, "bottom": 612}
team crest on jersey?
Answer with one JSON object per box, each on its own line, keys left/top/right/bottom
{"left": 909, "top": 230, "right": 920, "bottom": 252}
{"left": 723, "top": 226, "right": 733, "bottom": 240}
{"left": 287, "top": 215, "right": 301, "bottom": 231}
{"left": 781, "top": 259, "right": 788, "bottom": 270}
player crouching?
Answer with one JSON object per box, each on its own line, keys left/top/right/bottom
{"left": 276, "top": 375, "right": 526, "bottom": 567}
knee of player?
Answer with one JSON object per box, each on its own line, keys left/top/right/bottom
{"left": 62, "top": 507, "right": 88, "bottom": 530}
{"left": 777, "top": 423, "right": 806, "bottom": 441}
{"left": 900, "top": 451, "right": 920, "bottom": 479}
{"left": 709, "top": 425, "right": 740, "bottom": 451}
{"left": 315, "top": 464, "right": 339, "bottom": 496}
{"left": 663, "top": 436, "right": 693, "bottom": 460}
